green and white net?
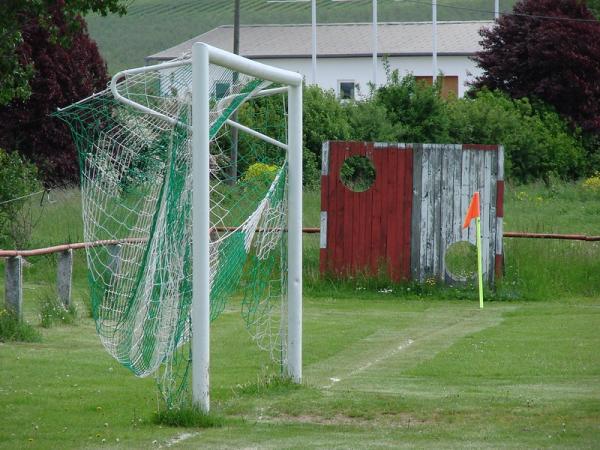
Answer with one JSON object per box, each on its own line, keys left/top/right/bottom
{"left": 56, "top": 55, "right": 289, "bottom": 408}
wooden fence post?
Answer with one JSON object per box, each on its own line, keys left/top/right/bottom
{"left": 57, "top": 249, "right": 73, "bottom": 308}
{"left": 5, "top": 256, "right": 23, "bottom": 320}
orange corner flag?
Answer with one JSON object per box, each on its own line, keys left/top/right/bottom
{"left": 462, "top": 192, "right": 480, "bottom": 229}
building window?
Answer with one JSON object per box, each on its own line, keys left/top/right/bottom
{"left": 215, "top": 82, "right": 230, "bottom": 100}
{"left": 339, "top": 81, "right": 356, "bottom": 100}
{"left": 415, "top": 76, "right": 459, "bottom": 99}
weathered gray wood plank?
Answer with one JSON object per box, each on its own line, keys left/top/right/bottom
{"left": 481, "top": 150, "right": 491, "bottom": 282}
{"left": 411, "top": 144, "right": 423, "bottom": 280}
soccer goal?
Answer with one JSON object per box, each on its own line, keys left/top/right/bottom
{"left": 57, "top": 43, "right": 303, "bottom": 413}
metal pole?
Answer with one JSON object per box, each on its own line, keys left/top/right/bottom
{"left": 230, "top": 0, "right": 241, "bottom": 185}
{"left": 372, "top": 0, "right": 378, "bottom": 87}
{"left": 287, "top": 83, "right": 303, "bottom": 383}
{"left": 311, "top": 0, "right": 317, "bottom": 84}
{"left": 191, "top": 42, "right": 211, "bottom": 413}
{"left": 432, "top": 0, "right": 437, "bottom": 83}
{"left": 494, "top": 0, "right": 499, "bottom": 19}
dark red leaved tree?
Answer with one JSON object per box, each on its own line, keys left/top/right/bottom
{"left": 0, "top": 2, "right": 108, "bottom": 184}
{"left": 473, "top": 0, "right": 600, "bottom": 134}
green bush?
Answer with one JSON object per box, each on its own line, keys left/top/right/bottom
{"left": 373, "top": 70, "right": 450, "bottom": 143}
{"left": 340, "top": 155, "right": 377, "bottom": 192}
{"left": 222, "top": 77, "right": 588, "bottom": 187}
{"left": 447, "top": 90, "right": 586, "bottom": 182}
{"left": 241, "top": 85, "right": 352, "bottom": 188}
{"left": 344, "top": 99, "right": 397, "bottom": 142}
{"left": 303, "top": 85, "right": 352, "bottom": 172}
{"left": 0, "top": 148, "right": 43, "bottom": 248}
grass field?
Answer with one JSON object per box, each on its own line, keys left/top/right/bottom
{"left": 1, "top": 296, "right": 599, "bottom": 448}
{"left": 1, "top": 181, "right": 600, "bottom": 448}
{"left": 86, "top": 0, "right": 518, "bottom": 73}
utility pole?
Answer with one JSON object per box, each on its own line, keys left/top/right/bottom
{"left": 372, "top": 0, "right": 378, "bottom": 87}
{"left": 230, "top": 0, "right": 241, "bottom": 184}
{"left": 311, "top": 0, "right": 317, "bottom": 84}
{"left": 432, "top": 0, "right": 437, "bottom": 83}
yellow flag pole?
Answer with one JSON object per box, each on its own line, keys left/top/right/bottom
{"left": 476, "top": 216, "right": 484, "bottom": 309}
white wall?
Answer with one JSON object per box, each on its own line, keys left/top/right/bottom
{"left": 254, "top": 55, "right": 482, "bottom": 98}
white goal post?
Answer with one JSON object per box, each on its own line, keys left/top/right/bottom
{"left": 191, "top": 43, "right": 303, "bottom": 413}
{"left": 109, "top": 42, "right": 304, "bottom": 413}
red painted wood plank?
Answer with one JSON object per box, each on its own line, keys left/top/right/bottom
{"left": 370, "top": 145, "right": 385, "bottom": 274}
{"left": 392, "top": 147, "right": 406, "bottom": 281}
{"left": 327, "top": 142, "right": 340, "bottom": 274}
{"left": 344, "top": 143, "right": 355, "bottom": 273}
{"left": 398, "top": 147, "right": 409, "bottom": 281}
{"left": 386, "top": 146, "right": 400, "bottom": 281}
{"left": 379, "top": 147, "right": 390, "bottom": 277}
{"left": 401, "top": 148, "right": 414, "bottom": 280}
{"left": 495, "top": 254, "right": 503, "bottom": 280}
{"left": 355, "top": 141, "right": 368, "bottom": 274}
{"left": 496, "top": 180, "right": 504, "bottom": 218}
{"left": 342, "top": 143, "right": 355, "bottom": 276}
{"left": 351, "top": 142, "right": 362, "bottom": 272}
{"left": 335, "top": 142, "right": 347, "bottom": 276}
{"left": 362, "top": 143, "right": 375, "bottom": 275}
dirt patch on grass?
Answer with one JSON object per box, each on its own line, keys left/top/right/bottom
{"left": 257, "top": 412, "right": 434, "bottom": 428}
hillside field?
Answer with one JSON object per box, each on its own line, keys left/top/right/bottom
{"left": 86, "top": 0, "right": 518, "bottom": 73}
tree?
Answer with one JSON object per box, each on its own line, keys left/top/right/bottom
{"left": 473, "top": 0, "right": 600, "bottom": 134}
{"left": 0, "top": 3, "right": 109, "bottom": 183}
{"left": 587, "top": 0, "right": 600, "bottom": 18}
{"left": 0, "top": 0, "right": 127, "bottom": 106}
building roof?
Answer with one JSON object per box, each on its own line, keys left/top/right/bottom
{"left": 146, "top": 21, "right": 492, "bottom": 62}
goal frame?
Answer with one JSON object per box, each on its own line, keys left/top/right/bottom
{"left": 192, "top": 43, "right": 303, "bottom": 413}
{"left": 109, "top": 42, "right": 303, "bottom": 413}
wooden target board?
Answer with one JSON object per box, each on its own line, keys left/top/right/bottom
{"left": 320, "top": 141, "right": 504, "bottom": 285}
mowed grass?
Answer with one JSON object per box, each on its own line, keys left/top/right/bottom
{"left": 1, "top": 181, "right": 600, "bottom": 447}
{"left": 1, "top": 297, "right": 599, "bottom": 448}
{"left": 85, "top": 0, "right": 518, "bottom": 74}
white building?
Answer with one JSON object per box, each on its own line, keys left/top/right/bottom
{"left": 146, "top": 21, "right": 493, "bottom": 99}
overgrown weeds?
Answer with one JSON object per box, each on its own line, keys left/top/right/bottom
{"left": 153, "top": 406, "right": 224, "bottom": 428}
{"left": 37, "top": 289, "right": 77, "bottom": 328}
{"left": 0, "top": 308, "right": 41, "bottom": 342}
{"left": 233, "top": 371, "right": 303, "bottom": 397}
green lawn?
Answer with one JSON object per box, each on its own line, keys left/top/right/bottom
{"left": 1, "top": 296, "right": 599, "bottom": 448}
{"left": 85, "top": 0, "right": 518, "bottom": 74}
{"left": 1, "top": 181, "right": 600, "bottom": 447}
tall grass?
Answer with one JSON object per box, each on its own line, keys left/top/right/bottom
{"left": 0, "top": 308, "right": 41, "bottom": 342}
{"left": 2, "top": 180, "right": 599, "bottom": 315}
{"left": 498, "top": 181, "right": 600, "bottom": 299}
{"left": 302, "top": 180, "right": 600, "bottom": 300}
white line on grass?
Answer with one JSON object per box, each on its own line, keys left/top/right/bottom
{"left": 165, "top": 432, "right": 199, "bottom": 447}
{"left": 324, "top": 338, "right": 415, "bottom": 389}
